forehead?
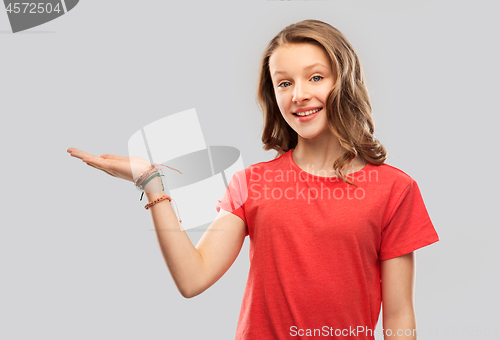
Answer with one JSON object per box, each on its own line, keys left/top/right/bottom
{"left": 269, "top": 43, "right": 332, "bottom": 74}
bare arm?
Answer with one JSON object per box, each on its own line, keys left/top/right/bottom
{"left": 67, "top": 148, "right": 247, "bottom": 299}
{"left": 145, "top": 177, "right": 246, "bottom": 298}
{"left": 381, "top": 251, "right": 417, "bottom": 339}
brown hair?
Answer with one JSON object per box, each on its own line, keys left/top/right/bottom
{"left": 256, "top": 19, "right": 387, "bottom": 185}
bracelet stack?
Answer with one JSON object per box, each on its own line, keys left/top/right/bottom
{"left": 134, "top": 163, "right": 184, "bottom": 223}
{"left": 134, "top": 165, "right": 162, "bottom": 192}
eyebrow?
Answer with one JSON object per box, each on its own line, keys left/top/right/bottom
{"left": 272, "top": 62, "right": 329, "bottom": 76}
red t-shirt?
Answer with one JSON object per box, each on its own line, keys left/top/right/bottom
{"left": 215, "top": 149, "right": 439, "bottom": 339}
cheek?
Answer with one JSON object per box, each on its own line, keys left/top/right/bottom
{"left": 321, "top": 84, "right": 334, "bottom": 103}
{"left": 275, "top": 94, "right": 288, "bottom": 114}
{"left": 276, "top": 98, "right": 293, "bottom": 124}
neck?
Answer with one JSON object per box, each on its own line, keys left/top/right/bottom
{"left": 292, "top": 132, "right": 366, "bottom": 176}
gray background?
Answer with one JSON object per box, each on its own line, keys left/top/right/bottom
{"left": 1, "top": 0, "right": 499, "bottom": 339}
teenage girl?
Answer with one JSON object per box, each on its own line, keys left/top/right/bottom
{"left": 68, "top": 19, "right": 439, "bottom": 340}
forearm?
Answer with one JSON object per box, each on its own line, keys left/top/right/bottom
{"left": 144, "top": 176, "right": 204, "bottom": 299}
{"left": 383, "top": 312, "right": 417, "bottom": 339}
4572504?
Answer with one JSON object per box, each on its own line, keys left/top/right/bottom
{"left": 6, "top": 2, "right": 62, "bottom": 14}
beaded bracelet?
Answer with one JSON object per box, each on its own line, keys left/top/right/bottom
{"left": 144, "top": 194, "right": 184, "bottom": 224}
{"left": 145, "top": 194, "right": 171, "bottom": 209}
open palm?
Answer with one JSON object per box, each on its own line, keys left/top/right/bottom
{"left": 67, "top": 147, "right": 152, "bottom": 183}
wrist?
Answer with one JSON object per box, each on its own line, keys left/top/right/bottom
{"left": 143, "top": 175, "right": 165, "bottom": 194}
{"left": 134, "top": 165, "right": 155, "bottom": 185}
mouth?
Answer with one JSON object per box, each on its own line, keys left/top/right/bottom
{"left": 292, "top": 108, "right": 323, "bottom": 117}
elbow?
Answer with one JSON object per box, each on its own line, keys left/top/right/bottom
{"left": 179, "top": 287, "right": 195, "bottom": 299}
{"left": 178, "top": 284, "right": 206, "bottom": 299}
{"left": 180, "top": 290, "right": 194, "bottom": 299}
{"left": 179, "top": 288, "right": 203, "bottom": 299}
{"left": 177, "top": 284, "right": 195, "bottom": 299}
{"left": 174, "top": 270, "right": 209, "bottom": 299}
{"left": 181, "top": 292, "right": 197, "bottom": 299}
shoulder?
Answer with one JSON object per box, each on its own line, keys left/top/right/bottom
{"left": 371, "top": 162, "right": 414, "bottom": 180}
{"left": 231, "top": 151, "right": 289, "bottom": 183}
{"left": 248, "top": 151, "right": 289, "bottom": 173}
{"left": 364, "top": 162, "right": 417, "bottom": 192}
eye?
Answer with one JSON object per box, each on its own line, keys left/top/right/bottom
{"left": 278, "top": 81, "right": 292, "bottom": 88}
{"left": 311, "top": 75, "right": 323, "bottom": 82}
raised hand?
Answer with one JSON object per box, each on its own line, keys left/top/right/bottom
{"left": 67, "top": 147, "right": 152, "bottom": 183}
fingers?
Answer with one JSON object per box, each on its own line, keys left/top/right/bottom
{"left": 81, "top": 155, "right": 114, "bottom": 171}
{"left": 69, "top": 147, "right": 133, "bottom": 182}
{"left": 67, "top": 148, "right": 98, "bottom": 161}
{"left": 67, "top": 147, "right": 113, "bottom": 170}
{"left": 99, "top": 154, "right": 125, "bottom": 161}
{"left": 68, "top": 149, "right": 116, "bottom": 169}
{"left": 85, "top": 162, "right": 117, "bottom": 177}
{"left": 68, "top": 148, "right": 125, "bottom": 163}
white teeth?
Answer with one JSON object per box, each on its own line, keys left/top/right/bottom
{"left": 295, "top": 108, "right": 321, "bottom": 116}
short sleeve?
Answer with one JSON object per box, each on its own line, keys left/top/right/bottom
{"left": 379, "top": 179, "right": 439, "bottom": 260}
{"left": 215, "top": 169, "right": 248, "bottom": 233}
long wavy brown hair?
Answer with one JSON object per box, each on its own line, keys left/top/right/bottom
{"left": 257, "top": 19, "right": 387, "bottom": 185}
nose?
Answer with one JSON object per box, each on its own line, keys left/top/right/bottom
{"left": 292, "top": 81, "right": 311, "bottom": 103}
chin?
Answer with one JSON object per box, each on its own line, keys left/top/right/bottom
{"left": 296, "top": 127, "right": 330, "bottom": 141}
{"left": 297, "top": 132, "right": 321, "bottom": 140}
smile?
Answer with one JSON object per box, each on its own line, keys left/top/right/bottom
{"left": 293, "top": 108, "right": 322, "bottom": 117}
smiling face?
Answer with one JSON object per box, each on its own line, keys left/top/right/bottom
{"left": 269, "top": 42, "right": 336, "bottom": 142}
